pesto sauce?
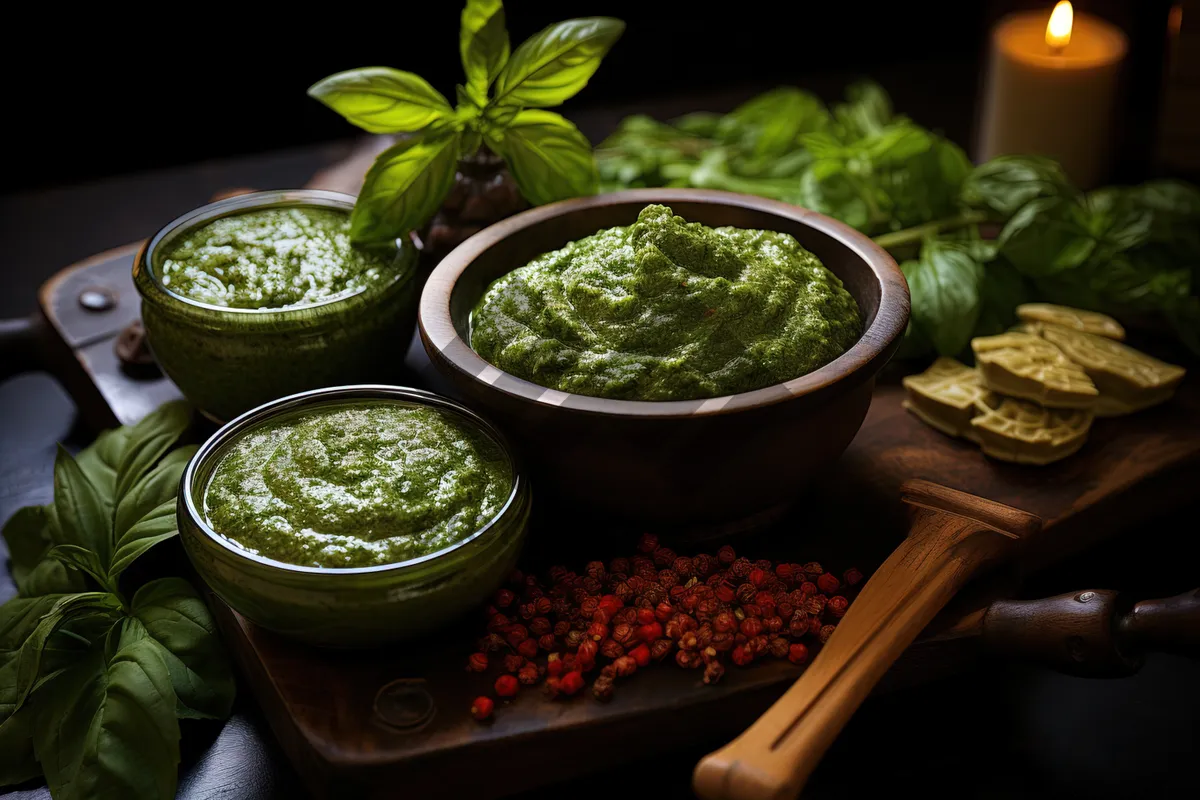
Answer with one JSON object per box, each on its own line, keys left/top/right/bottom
{"left": 470, "top": 204, "right": 862, "bottom": 401}
{"left": 159, "top": 207, "right": 392, "bottom": 309}
{"left": 203, "top": 403, "right": 511, "bottom": 569}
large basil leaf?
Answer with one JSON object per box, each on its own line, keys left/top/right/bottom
{"left": 998, "top": 196, "right": 1096, "bottom": 278}
{"left": 0, "top": 704, "right": 37, "bottom": 786}
{"left": 114, "top": 401, "right": 191, "bottom": 503}
{"left": 460, "top": 0, "right": 509, "bottom": 105}
{"left": 975, "top": 259, "right": 1031, "bottom": 338}
{"left": 132, "top": 579, "right": 235, "bottom": 720}
{"left": 16, "top": 557, "right": 88, "bottom": 598}
{"left": 75, "top": 428, "right": 131, "bottom": 512}
{"left": 13, "top": 593, "right": 123, "bottom": 714}
{"left": 491, "top": 17, "right": 624, "bottom": 108}
{"left": 351, "top": 130, "right": 461, "bottom": 243}
{"left": 2, "top": 506, "right": 49, "bottom": 589}
{"left": 47, "top": 545, "right": 109, "bottom": 589}
{"left": 53, "top": 447, "right": 112, "bottom": 567}
{"left": 903, "top": 240, "right": 984, "bottom": 357}
{"left": 308, "top": 67, "right": 453, "bottom": 135}
{"left": 961, "top": 155, "right": 1073, "bottom": 218}
{"left": 108, "top": 501, "right": 179, "bottom": 581}
{"left": 1, "top": 594, "right": 70, "bottom": 785}
{"left": 798, "top": 159, "right": 871, "bottom": 231}
{"left": 112, "top": 446, "right": 195, "bottom": 546}
{"left": 833, "top": 80, "right": 893, "bottom": 139}
{"left": 33, "top": 619, "right": 180, "bottom": 800}
{"left": 487, "top": 110, "right": 597, "bottom": 206}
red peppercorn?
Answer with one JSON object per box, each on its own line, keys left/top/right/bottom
{"left": 672, "top": 556, "right": 695, "bottom": 578}
{"left": 518, "top": 663, "right": 540, "bottom": 685}
{"left": 585, "top": 560, "right": 606, "bottom": 580}
{"left": 579, "top": 596, "right": 600, "bottom": 618}
{"left": 534, "top": 596, "right": 553, "bottom": 616}
{"left": 517, "top": 638, "right": 539, "bottom": 659}
{"left": 637, "top": 533, "right": 659, "bottom": 553}
{"left": 777, "top": 601, "right": 794, "bottom": 620}
{"left": 739, "top": 618, "right": 764, "bottom": 638}
{"left": 546, "top": 653, "right": 563, "bottom": 677}
{"left": 565, "top": 629, "right": 584, "bottom": 649}
{"left": 769, "top": 637, "right": 791, "bottom": 659}
{"left": 801, "top": 562, "right": 824, "bottom": 578}
{"left": 711, "top": 632, "right": 734, "bottom": 652}
{"left": 503, "top": 653, "right": 525, "bottom": 673}
{"left": 716, "top": 583, "right": 736, "bottom": 603}
{"left": 679, "top": 631, "right": 699, "bottom": 651}
{"left": 703, "top": 660, "right": 725, "bottom": 684}
{"left": 505, "top": 625, "right": 529, "bottom": 646}
{"left": 735, "top": 583, "right": 757, "bottom": 605}
{"left": 612, "top": 623, "right": 636, "bottom": 647}
{"left": 808, "top": 617, "right": 823, "bottom": 636}
{"left": 817, "top": 573, "right": 841, "bottom": 595}
{"left": 827, "top": 595, "right": 849, "bottom": 618}
{"left": 765, "top": 615, "right": 784, "bottom": 635}
{"left": 676, "top": 650, "right": 704, "bottom": 669}
{"left": 542, "top": 676, "right": 561, "bottom": 698}
{"left": 494, "top": 589, "right": 515, "bottom": 609}
{"left": 600, "top": 638, "right": 625, "bottom": 659}
{"left": 713, "top": 611, "right": 736, "bottom": 633}
{"left": 843, "top": 567, "right": 865, "bottom": 587}
{"left": 613, "top": 655, "right": 638, "bottom": 677}
{"left": 517, "top": 602, "right": 536, "bottom": 620}
{"left": 615, "top": 607, "right": 638, "bottom": 626}
{"left": 693, "top": 554, "right": 716, "bottom": 577}
{"left": 789, "top": 612, "right": 810, "bottom": 638}
{"left": 629, "top": 643, "right": 652, "bottom": 667}
{"left": 799, "top": 581, "right": 818, "bottom": 597}
{"left": 748, "top": 568, "right": 768, "bottom": 587}
{"left": 467, "top": 652, "right": 489, "bottom": 672}
{"left": 775, "top": 563, "right": 795, "bottom": 584}
{"left": 487, "top": 613, "right": 510, "bottom": 633}
{"left": 819, "top": 624, "right": 837, "bottom": 644}
{"left": 559, "top": 670, "right": 585, "bottom": 696}
{"left": 788, "top": 643, "right": 810, "bottom": 665}
{"left": 731, "top": 645, "right": 753, "bottom": 666}
{"left": 651, "top": 548, "right": 675, "bottom": 568}
{"left": 650, "top": 638, "right": 674, "bottom": 660}
{"left": 576, "top": 639, "right": 599, "bottom": 669}
{"left": 535, "top": 635, "right": 555, "bottom": 653}
{"left": 654, "top": 601, "right": 675, "bottom": 623}
{"left": 636, "top": 622, "right": 663, "bottom": 642}
{"left": 592, "top": 674, "right": 615, "bottom": 702}
{"left": 529, "top": 617, "right": 552, "bottom": 637}
{"left": 755, "top": 591, "right": 777, "bottom": 609}
{"left": 717, "top": 545, "right": 736, "bottom": 565}
{"left": 609, "top": 557, "right": 630, "bottom": 576}
{"left": 587, "top": 622, "right": 609, "bottom": 642}
{"left": 804, "top": 595, "right": 827, "bottom": 616}
{"left": 471, "top": 696, "right": 494, "bottom": 720}
{"left": 636, "top": 607, "right": 657, "bottom": 626}
{"left": 495, "top": 675, "right": 519, "bottom": 697}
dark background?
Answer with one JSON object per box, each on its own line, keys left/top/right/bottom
{"left": 3, "top": 0, "right": 1177, "bottom": 193}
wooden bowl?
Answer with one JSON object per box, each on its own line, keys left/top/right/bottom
{"left": 419, "top": 189, "right": 909, "bottom": 526}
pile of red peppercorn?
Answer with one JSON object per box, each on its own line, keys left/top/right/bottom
{"left": 467, "top": 535, "right": 864, "bottom": 720}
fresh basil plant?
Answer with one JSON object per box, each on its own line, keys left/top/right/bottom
{"left": 309, "top": 0, "right": 625, "bottom": 244}
{"left": 0, "top": 402, "right": 235, "bottom": 800}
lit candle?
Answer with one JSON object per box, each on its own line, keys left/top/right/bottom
{"left": 976, "top": 1, "right": 1128, "bottom": 188}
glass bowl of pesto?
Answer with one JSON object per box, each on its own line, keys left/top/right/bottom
{"left": 133, "top": 190, "right": 420, "bottom": 423}
{"left": 419, "top": 189, "right": 909, "bottom": 526}
{"left": 178, "top": 385, "right": 531, "bottom": 648}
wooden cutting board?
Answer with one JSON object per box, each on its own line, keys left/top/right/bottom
{"left": 26, "top": 185, "right": 1200, "bottom": 800}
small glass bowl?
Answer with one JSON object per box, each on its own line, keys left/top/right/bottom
{"left": 178, "top": 385, "right": 531, "bottom": 648}
{"left": 134, "top": 190, "right": 419, "bottom": 422}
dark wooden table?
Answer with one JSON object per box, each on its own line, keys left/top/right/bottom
{"left": 3, "top": 78, "right": 1199, "bottom": 799}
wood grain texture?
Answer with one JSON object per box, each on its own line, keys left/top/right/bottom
{"left": 692, "top": 482, "right": 1040, "bottom": 800}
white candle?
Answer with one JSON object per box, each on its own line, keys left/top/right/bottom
{"left": 977, "top": 2, "right": 1128, "bottom": 188}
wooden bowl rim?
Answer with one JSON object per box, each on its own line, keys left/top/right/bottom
{"left": 419, "top": 188, "right": 909, "bottom": 418}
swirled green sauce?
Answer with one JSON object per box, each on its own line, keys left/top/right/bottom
{"left": 470, "top": 204, "right": 862, "bottom": 401}
{"left": 159, "top": 207, "right": 393, "bottom": 309}
{"left": 203, "top": 403, "right": 511, "bottom": 569}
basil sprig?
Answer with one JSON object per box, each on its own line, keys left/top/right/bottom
{"left": 309, "top": 0, "right": 624, "bottom": 244}
{"left": 1, "top": 402, "right": 235, "bottom": 800}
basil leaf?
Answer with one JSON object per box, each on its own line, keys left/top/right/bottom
{"left": 961, "top": 155, "right": 1073, "bottom": 218}
{"left": 2, "top": 506, "right": 49, "bottom": 589}
{"left": 307, "top": 67, "right": 453, "bottom": 135}
{"left": 114, "top": 401, "right": 191, "bottom": 503}
{"left": 17, "top": 558, "right": 89, "bottom": 598}
{"left": 491, "top": 17, "right": 624, "bottom": 108}
{"left": 109, "top": 502, "right": 179, "bottom": 581}
{"left": 903, "top": 240, "right": 984, "bottom": 357}
{"left": 112, "top": 446, "right": 194, "bottom": 548}
{"left": 75, "top": 428, "right": 131, "bottom": 511}
{"left": 975, "top": 259, "right": 1031, "bottom": 337}
{"left": 998, "top": 195, "right": 1096, "bottom": 277}
{"left": 54, "top": 446, "right": 112, "bottom": 567}
{"left": 487, "top": 110, "right": 597, "bottom": 206}
{"left": 799, "top": 160, "right": 871, "bottom": 231}
{"left": 460, "top": 0, "right": 509, "bottom": 106}
{"left": 718, "top": 88, "right": 830, "bottom": 157}
{"left": 47, "top": 545, "right": 109, "bottom": 588}
{"left": 33, "top": 619, "right": 180, "bottom": 800}
{"left": 13, "top": 593, "right": 122, "bottom": 715}
{"left": 833, "top": 80, "right": 893, "bottom": 138}
{"left": 0, "top": 704, "right": 38, "bottom": 787}
{"left": 132, "top": 578, "right": 235, "bottom": 720}
{"left": 351, "top": 130, "right": 461, "bottom": 243}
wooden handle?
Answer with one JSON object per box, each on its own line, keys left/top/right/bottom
{"left": 983, "top": 587, "right": 1200, "bottom": 676}
{"left": 693, "top": 480, "right": 1040, "bottom": 800}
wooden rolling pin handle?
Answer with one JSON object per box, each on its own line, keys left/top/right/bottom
{"left": 693, "top": 480, "right": 1040, "bottom": 800}
{"left": 983, "top": 587, "right": 1200, "bottom": 677}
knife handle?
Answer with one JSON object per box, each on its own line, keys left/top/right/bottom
{"left": 983, "top": 587, "right": 1200, "bottom": 677}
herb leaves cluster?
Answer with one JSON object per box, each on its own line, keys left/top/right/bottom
{"left": 598, "top": 83, "right": 1200, "bottom": 357}
{"left": 310, "top": 0, "right": 624, "bottom": 244}
{"left": 1, "top": 402, "right": 234, "bottom": 800}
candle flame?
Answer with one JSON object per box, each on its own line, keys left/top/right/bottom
{"left": 1046, "top": 1, "right": 1074, "bottom": 49}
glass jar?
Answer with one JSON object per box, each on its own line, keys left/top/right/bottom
{"left": 133, "top": 190, "right": 419, "bottom": 422}
{"left": 178, "top": 385, "right": 531, "bottom": 648}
